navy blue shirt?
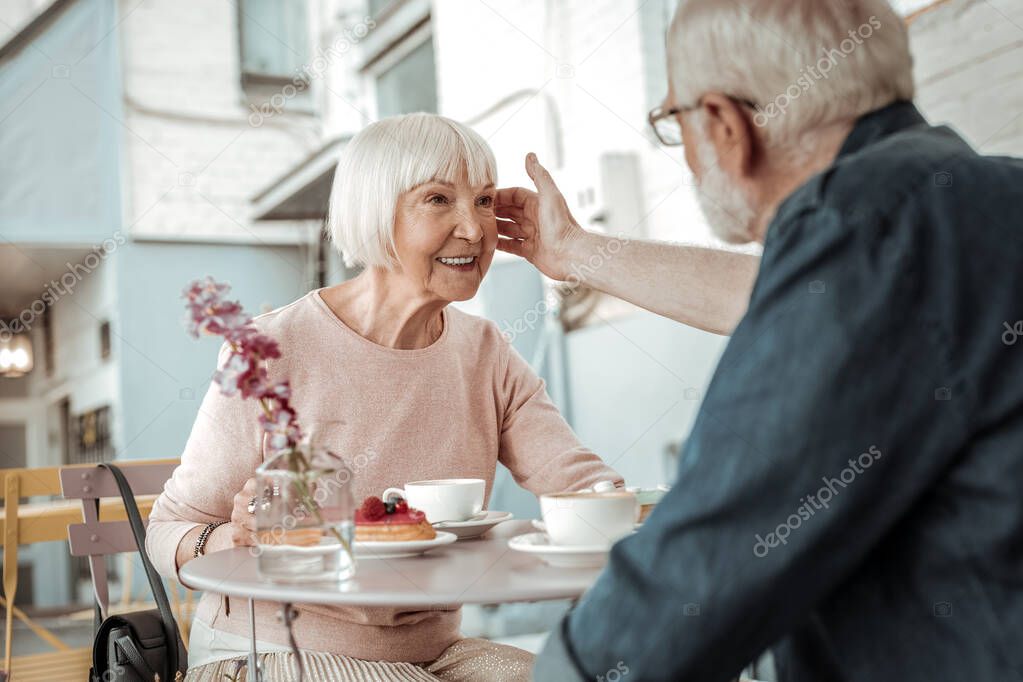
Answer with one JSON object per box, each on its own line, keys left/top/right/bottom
{"left": 534, "top": 101, "right": 1023, "bottom": 681}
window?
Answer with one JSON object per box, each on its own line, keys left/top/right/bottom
{"left": 67, "top": 406, "right": 113, "bottom": 465}
{"left": 42, "top": 309, "right": 53, "bottom": 376}
{"left": 367, "top": 0, "right": 396, "bottom": 18}
{"left": 15, "top": 564, "right": 33, "bottom": 608}
{"left": 639, "top": 0, "right": 679, "bottom": 111}
{"left": 99, "top": 320, "right": 111, "bottom": 360}
{"left": 238, "top": 0, "right": 309, "bottom": 84}
{"left": 375, "top": 36, "right": 437, "bottom": 118}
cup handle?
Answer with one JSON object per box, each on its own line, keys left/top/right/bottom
{"left": 382, "top": 487, "right": 405, "bottom": 503}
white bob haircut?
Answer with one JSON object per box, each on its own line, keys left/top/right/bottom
{"left": 327, "top": 112, "right": 497, "bottom": 269}
{"left": 667, "top": 0, "right": 915, "bottom": 149}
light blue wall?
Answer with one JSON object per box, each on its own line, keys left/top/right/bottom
{"left": 114, "top": 240, "right": 308, "bottom": 460}
{"left": 565, "top": 312, "right": 727, "bottom": 488}
{"left": 0, "top": 0, "right": 123, "bottom": 244}
{"left": 473, "top": 259, "right": 550, "bottom": 516}
{"left": 475, "top": 259, "right": 547, "bottom": 370}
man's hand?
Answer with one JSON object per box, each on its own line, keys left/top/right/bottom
{"left": 497, "top": 153, "right": 759, "bottom": 336}
{"left": 496, "top": 153, "right": 586, "bottom": 281}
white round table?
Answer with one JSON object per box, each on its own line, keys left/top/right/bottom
{"left": 179, "top": 520, "right": 601, "bottom": 680}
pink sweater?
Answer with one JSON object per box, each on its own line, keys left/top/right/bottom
{"left": 146, "top": 289, "right": 622, "bottom": 663}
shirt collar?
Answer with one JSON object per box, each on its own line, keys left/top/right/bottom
{"left": 769, "top": 100, "right": 927, "bottom": 229}
{"left": 835, "top": 100, "right": 927, "bottom": 160}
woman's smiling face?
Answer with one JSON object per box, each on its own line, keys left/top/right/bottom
{"left": 391, "top": 163, "right": 498, "bottom": 303}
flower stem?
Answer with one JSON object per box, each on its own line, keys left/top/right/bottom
{"left": 290, "top": 466, "right": 353, "bottom": 560}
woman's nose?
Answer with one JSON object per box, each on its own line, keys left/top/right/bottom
{"left": 452, "top": 210, "right": 483, "bottom": 243}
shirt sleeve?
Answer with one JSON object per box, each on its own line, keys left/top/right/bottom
{"left": 145, "top": 343, "right": 265, "bottom": 579}
{"left": 496, "top": 334, "right": 623, "bottom": 496}
{"left": 534, "top": 212, "right": 971, "bottom": 680}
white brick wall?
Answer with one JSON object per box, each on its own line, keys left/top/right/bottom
{"left": 0, "top": 0, "right": 52, "bottom": 46}
{"left": 909, "top": 0, "right": 1023, "bottom": 156}
{"left": 118, "top": 0, "right": 322, "bottom": 242}
{"left": 112, "top": 0, "right": 1018, "bottom": 248}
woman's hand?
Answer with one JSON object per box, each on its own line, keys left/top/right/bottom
{"left": 495, "top": 153, "right": 587, "bottom": 281}
{"left": 173, "top": 476, "right": 259, "bottom": 569}
{"left": 225, "top": 476, "right": 259, "bottom": 547}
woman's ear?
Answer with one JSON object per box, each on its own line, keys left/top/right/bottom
{"left": 699, "top": 93, "right": 757, "bottom": 178}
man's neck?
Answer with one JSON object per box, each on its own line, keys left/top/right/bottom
{"left": 751, "top": 120, "right": 856, "bottom": 243}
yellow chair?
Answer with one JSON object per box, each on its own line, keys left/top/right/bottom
{"left": 1, "top": 460, "right": 182, "bottom": 681}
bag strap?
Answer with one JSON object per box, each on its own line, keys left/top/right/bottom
{"left": 99, "top": 463, "right": 181, "bottom": 676}
{"left": 114, "top": 634, "right": 159, "bottom": 679}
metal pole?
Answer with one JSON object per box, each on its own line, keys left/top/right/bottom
{"left": 247, "top": 598, "right": 261, "bottom": 682}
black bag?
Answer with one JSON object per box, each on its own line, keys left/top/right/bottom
{"left": 90, "top": 463, "right": 188, "bottom": 681}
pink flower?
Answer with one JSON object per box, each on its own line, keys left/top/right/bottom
{"left": 183, "top": 278, "right": 251, "bottom": 339}
{"left": 213, "top": 352, "right": 251, "bottom": 397}
{"left": 240, "top": 332, "right": 282, "bottom": 362}
{"left": 183, "top": 278, "right": 304, "bottom": 455}
{"left": 236, "top": 364, "right": 269, "bottom": 401}
{"left": 259, "top": 397, "right": 303, "bottom": 454}
{"left": 263, "top": 380, "right": 292, "bottom": 401}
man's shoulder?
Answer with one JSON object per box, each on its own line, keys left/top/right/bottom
{"left": 817, "top": 123, "right": 1022, "bottom": 229}
{"left": 771, "top": 122, "right": 1023, "bottom": 263}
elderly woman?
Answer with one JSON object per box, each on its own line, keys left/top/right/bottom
{"left": 147, "top": 112, "right": 623, "bottom": 681}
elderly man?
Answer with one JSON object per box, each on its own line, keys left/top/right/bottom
{"left": 496, "top": 1, "right": 1023, "bottom": 680}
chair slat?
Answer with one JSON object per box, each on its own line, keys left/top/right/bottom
{"left": 0, "top": 467, "right": 62, "bottom": 499}
{"left": 8, "top": 647, "right": 91, "bottom": 681}
{"left": 67, "top": 520, "right": 144, "bottom": 557}
{"left": 59, "top": 461, "right": 178, "bottom": 499}
{"left": 0, "top": 497, "right": 158, "bottom": 547}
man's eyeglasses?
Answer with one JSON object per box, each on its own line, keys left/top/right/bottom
{"left": 647, "top": 98, "right": 759, "bottom": 147}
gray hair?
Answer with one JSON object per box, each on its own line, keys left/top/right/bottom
{"left": 327, "top": 113, "right": 497, "bottom": 268}
{"left": 667, "top": 0, "right": 914, "bottom": 148}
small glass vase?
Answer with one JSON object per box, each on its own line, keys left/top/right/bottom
{"left": 253, "top": 448, "right": 357, "bottom": 583}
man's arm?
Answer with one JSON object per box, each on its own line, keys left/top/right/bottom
{"left": 496, "top": 153, "right": 759, "bottom": 335}
{"left": 532, "top": 211, "right": 970, "bottom": 680}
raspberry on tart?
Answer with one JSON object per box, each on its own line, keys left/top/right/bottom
{"left": 355, "top": 495, "right": 436, "bottom": 542}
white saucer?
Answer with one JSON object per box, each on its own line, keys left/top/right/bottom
{"left": 432, "top": 510, "right": 514, "bottom": 540}
{"left": 354, "top": 531, "right": 457, "bottom": 559}
{"left": 507, "top": 532, "right": 609, "bottom": 568}
{"left": 531, "top": 519, "right": 642, "bottom": 533}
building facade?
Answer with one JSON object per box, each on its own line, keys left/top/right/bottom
{"left": 1, "top": 0, "right": 1020, "bottom": 630}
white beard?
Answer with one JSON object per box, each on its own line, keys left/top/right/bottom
{"left": 693, "top": 131, "right": 757, "bottom": 244}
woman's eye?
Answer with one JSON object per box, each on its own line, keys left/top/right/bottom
{"left": 428, "top": 195, "right": 449, "bottom": 205}
{"left": 477, "top": 195, "right": 494, "bottom": 208}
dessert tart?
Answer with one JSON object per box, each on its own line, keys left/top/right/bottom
{"left": 355, "top": 496, "right": 437, "bottom": 542}
{"left": 256, "top": 527, "right": 322, "bottom": 547}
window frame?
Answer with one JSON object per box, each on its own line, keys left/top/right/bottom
{"left": 235, "top": 0, "right": 310, "bottom": 87}
{"left": 364, "top": 21, "right": 436, "bottom": 119}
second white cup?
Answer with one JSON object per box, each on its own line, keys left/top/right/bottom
{"left": 383, "top": 478, "right": 485, "bottom": 523}
{"left": 540, "top": 491, "right": 637, "bottom": 547}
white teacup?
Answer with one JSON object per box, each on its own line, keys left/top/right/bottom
{"left": 383, "top": 479, "right": 485, "bottom": 523}
{"left": 540, "top": 490, "right": 638, "bottom": 547}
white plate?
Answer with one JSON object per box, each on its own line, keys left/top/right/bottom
{"left": 432, "top": 510, "right": 514, "bottom": 540}
{"left": 508, "top": 532, "right": 610, "bottom": 568}
{"left": 354, "top": 531, "right": 457, "bottom": 559}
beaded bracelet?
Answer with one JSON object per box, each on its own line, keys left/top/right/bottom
{"left": 194, "top": 521, "right": 229, "bottom": 558}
